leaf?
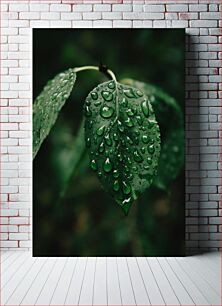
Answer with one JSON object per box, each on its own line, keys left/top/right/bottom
{"left": 155, "top": 128, "right": 184, "bottom": 189}
{"left": 121, "top": 78, "right": 184, "bottom": 189}
{"left": 50, "top": 119, "right": 86, "bottom": 198}
{"left": 84, "top": 80, "right": 161, "bottom": 215}
{"left": 33, "top": 68, "right": 76, "bottom": 159}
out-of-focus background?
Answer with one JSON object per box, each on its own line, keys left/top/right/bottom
{"left": 33, "top": 29, "right": 185, "bottom": 256}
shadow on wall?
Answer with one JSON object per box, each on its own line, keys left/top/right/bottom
{"left": 185, "top": 34, "right": 210, "bottom": 255}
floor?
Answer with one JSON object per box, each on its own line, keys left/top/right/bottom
{"left": 1, "top": 251, "right": 220, "bottom": 306}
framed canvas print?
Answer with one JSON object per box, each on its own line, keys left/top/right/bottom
{"left": 33, "top": 29, "right": 185, "bottom": 256}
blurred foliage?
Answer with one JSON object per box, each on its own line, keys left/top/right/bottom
{"left": 33, "top": 29, "right": 185, "bottom": 256}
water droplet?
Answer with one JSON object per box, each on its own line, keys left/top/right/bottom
{"left": 141, "top": 99, "right": 149, "bottom": 117}
{"left": 142, "top": 135, "right": 149, "bottom": 144}
{"left": 100, "top": 106, "right": 114, "bottom": 118}
{"left": 113, "top": 133, "right": 118, "bottom": 141}
{"left": 127, "top": 173, "right": 133, "bottom": 180}
{"left": 86, "top": 137, "right": 91, "bottom": 147}
{"left": 118, "top": 153, "right": 123, "bottom": 161}
{"left": 148, "top": 120, "right": 155, "bottom": 128}
{"left": 121, "top": 97, "right": 128, "bottom": 107}
{"left": 173, "top": 145, "right": 179, "bottom": 153}
{"left": 126, "top": 136, "right": 133, "bottom": 145}
{"left": 136, "top": 90, "right": 143, "bottom": 97}
{"left": 117, "top": 120, "right": 124, "bottom": 132}
{"left": 103, "top": 158, "right": 113, "bottom": 173}
{"left": 105, "top": 133, "right": 112, "bottom": 146}
{"left": 113, "top": 169, "right": 119, "bottom": 178}
{"left": 95, "top": 100, "right": 101, "bottom": 106}
{"left": 108, "top": 81, "right": 115, "bottom": 89}
{"left": 85, "top": 106, "right": 92, "bottom": 117}
{"left": 123, "top": 181, "right": 131, "bottom": 195}
{"left": 132, "top": 166, "right": 137, "bottom": 171}
{"left": 86, "top": 100, "right": 91, "bottom": 106}
{"left": 124, "top": 117, "right": 134, "bottom": 127}
{"left": 126, "top": 108, "right": 134, "bottom": 117}
{"left": 102, "top": 90, "right": 113, "bottom": 102}
{"left": 127, "top": 157, "right": 132, "bottom": 164}
{"left": 121, "top": 197, "right": 132, "bottom": 207}
{"left": 144, "top": 165, "right": 149, "bottom": 170}
{"left": 124, "top": 165, "right": 130, "bottom": 172}
{"left": 148, "top": 144, "right": 155, "bottom": 154}
{"left": 113, "top": 180, "right": 120, "bottom": 192}
{"left": 133, "top": 150, "right": 143, "bottom": 162}
{"left": 150, "top": 95, "right": 155, "bottom": 103}
{"left": 147, "top": 157, "right": 152, "bottom": 165}
{"left": 141, "top": 147, "right": 146, "bottom": 154}
{"left": 91, "top": 91, "right": 98, "bottom": 100}
{"left": 96, "top": 125, "right": 106, "bottom": 136}
{"left": 88, "top": 120, "right": 93, "bottom": 128}
{"left": 134, "top": 136, "right": 139, "bottom": 145}
{"left": 135, "top": 129, "right": 140, "bottom": 136}
{"left": 99, "top": 141, "right": 105, "bottom": 153}
{"left": 136, "top": 115, "right": 143, "bottom": 125}
{"left": 124, "top": 88, "right": 136, "bottom": 98}
{"left": 98, "top": 171, "right": 102, "bottom": 177}
{"left": 90, "top": 159, "right": 97, "bottom": 171}
{"left": 121, "top": 139, "right": 126, "bottom": 147}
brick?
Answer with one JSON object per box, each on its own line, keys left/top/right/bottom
{"left": 0, "top": 241, "right": 18, "bottom": 248}
{"left": 9, "top": 4, "right": 28, "bottom": 11}
{"left": 93, "top": 20, "right": 112, "bottom": 28}
{"left": 165, "top": 13, "right": 178, "bottom": 20}
{"left": 112, "top": 4, "right": 132, "bottom": 11}
{"left": 209, "top": 217, "right": 222, "bottom": 225}
{"left": 73, "top": 4, "right": 92, "bottom": 12}
{"left": 19, "top": 226, "right": 30, "bottom": 233}
{"left": 72, "top": 20, "right": 93, "bottom": 28}
{"left": 172, "top": 20, "right": 188, "bottom": 28}
{"left": 20, "top": 12, "right": 40, "bottom": 19}
{"left": 82, "top": 12, "right": 101, "bottom": 19}
{"left": 200, "top": 12, "right": 221, "bottom": 20}
{"left": 143, "top": 5, "right": 165, "bottom": 12}
{"left": 61, "top": 12, "right": 82, "bottom": 20}
{"left": 1, "top": 209, "right": 18, "bottom": 216}
{"left": 180, "top": 12, "right": 198, "bottom": 20}
{"left": 166, "top": 5, "right": 188, "bottom": 12}
{"left": 19, "top": 241, "right": 31, "bottom": 248}
{"left": 9, "top": 233, "right": 29, "bottom": 240}
{"left": 93, "top": 4, "right": 111, "bottom": 11}
{"left": 102, "top": 12, "right": 122, "bottom": 20}
{"left": 29, "top": 4, "right": 49, "bottom": 11}
{"left": 41, "top": 12, "right": 60, "bottom": 20}
{"left": 190, "top": 20, "right": 217, "bottom": 28}
{"left": 50, "top": 4, "right": 71, "bottom": 12}
{"left": 133, "top": 5, "right": 143, "bottom": 12}
{"left": 123, "top": 12, "right": 164, "bottom": 19}
{"left": 113, "top": 20, "right": 132, "bottom": 28}
{"left": 189, "top": 4, "right": 207, "bottom": 11}
{"left": 50, "top": 21, "right": 72, "bottom": 28}
{"left": 9, "top": 217, "right": 29, "bottom": 225}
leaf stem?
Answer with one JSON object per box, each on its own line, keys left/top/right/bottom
{"left": 73, "top": 65, "right": 117, "bottom": 82}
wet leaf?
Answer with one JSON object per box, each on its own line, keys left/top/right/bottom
{"left": 121, "top": 79, "right": 184, "bottom": 189}
{"left": 84, "top": 80, "right": 161, "bottom": 215}
{"left": 33, "top": 68, "right": 76, "bottom": 159}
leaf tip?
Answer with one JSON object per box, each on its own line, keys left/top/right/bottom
{"left": 121, "top": 204, "right": 130, "bottom": 216}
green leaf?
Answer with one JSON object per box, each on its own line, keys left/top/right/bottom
{"left": 33, "top": 68, "right": 76, "bottom": 159}
{"left": 50, "top": 119, "right": 86, "bottom": 198}
{"left": 121, "top": 78, "right": 184, "bottom": 189}
{"left": 84, "top": 80, "right": 161, "bottom": 215}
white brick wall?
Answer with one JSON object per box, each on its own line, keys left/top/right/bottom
{"left": 1, "top": 0, "right": 221, "bottom": 254}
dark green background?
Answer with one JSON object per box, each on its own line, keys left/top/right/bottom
{"left": 33, "top": 29, "right": 185, "bottom": 256}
